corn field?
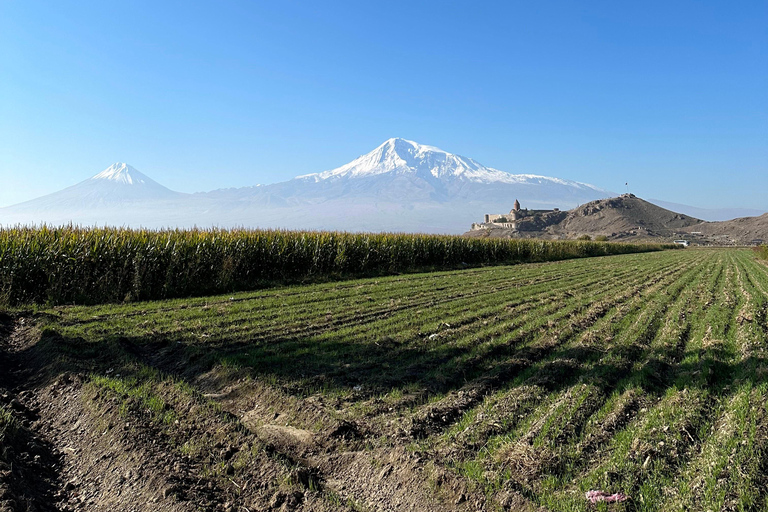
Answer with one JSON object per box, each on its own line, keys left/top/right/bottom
{"left": 0, "top": 226, "right": 677, "bottom": 306}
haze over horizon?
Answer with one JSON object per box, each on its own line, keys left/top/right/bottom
{"left": 1, "top": 1, "right": 766, "bottom": 211}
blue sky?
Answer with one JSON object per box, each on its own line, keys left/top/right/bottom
{"left": 1, "top": 1, "right": 766, "bottom": 209}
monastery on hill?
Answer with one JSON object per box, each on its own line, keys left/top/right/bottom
{"left": 471, "top": 199, "right": 562, "bottom": 232}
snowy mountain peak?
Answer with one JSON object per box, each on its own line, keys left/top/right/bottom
{"left": 92, "top": 163, "right": 147, "bottom": 185}
{"left": 84, "top": 162, "right": 178, "bottom": 197}
{"left": 297, "top": 138, "right": 487, "bottom": 182}
{"left": 372, "top": 138, "right": 458, "bottom": 171}
{"left": 379, "top": 137, "right": 446, "bottom": 156}
{"left": 298, "top": 138, "right": 607, "bottom": 193}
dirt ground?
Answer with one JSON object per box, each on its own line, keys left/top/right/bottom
{"left": 0, "top": 313, "right": 541, "bottom": 512}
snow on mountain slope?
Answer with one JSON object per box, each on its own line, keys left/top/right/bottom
{"left": 296, "top": 138, "right": 604, "bottom": 191}
{"left": 92, "top": 163, "right": 152, "bottom": 185}
{"left": 1, "top": 142, "right": 613, "bottom": 232}
{"left": 296, "top": 138, "right": 483, "bottom": 180}
{"left": 233, "top": 138, "right": 613, "bottom": 213}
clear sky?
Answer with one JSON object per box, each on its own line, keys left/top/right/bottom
{"left": 1, "top": 1, "right": 766, "bottom": 209}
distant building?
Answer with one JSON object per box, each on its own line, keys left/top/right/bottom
{"left": 472, "top": 201, "right": 563, "bottom": 232}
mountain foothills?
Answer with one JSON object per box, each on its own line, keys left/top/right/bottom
{"left": 1, "top": 138, "right": 765, "bottom": 238}
{"left": 2, "top": 139, "right": 610, "bottom": 233}
{"left": 466, "top": 194, "right": 768, "bottom": 245}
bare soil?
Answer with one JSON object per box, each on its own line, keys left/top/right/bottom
{"left": 0, "top": 313, "right": 542, "bottom": 512}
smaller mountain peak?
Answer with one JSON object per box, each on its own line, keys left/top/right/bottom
{"left": 92, "top": 163, "right": 145, "bottom": 185}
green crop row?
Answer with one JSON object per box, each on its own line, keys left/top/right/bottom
{"left": 0, "top": 226, "right": 678, "bottom": 306}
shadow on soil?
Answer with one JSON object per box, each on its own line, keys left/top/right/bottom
{"left": 0, "top": 314, "right": 63, "bottom": 512}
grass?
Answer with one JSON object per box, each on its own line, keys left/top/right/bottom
{"left": 90, "top": 371, "right": 179, "bottom": 425}
{"left": 0, "top": 404, "right": 21, "bottom": 475}
{"left": 15, "top": 247, "right": 768, "bottom": 510}
{"left": 0, "top": 405, "right": 17, "bottom": 446}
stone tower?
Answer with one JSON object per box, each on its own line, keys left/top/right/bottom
{"left": 513, "top": 199, "right": 520, "bottom": 212}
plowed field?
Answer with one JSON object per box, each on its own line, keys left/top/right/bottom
{"left": 1, "top": 248, "right": 766, "bottom": 511}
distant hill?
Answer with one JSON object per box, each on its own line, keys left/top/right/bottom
{"left": 466, "top": 194, "right": 768, "bottom": 245}
{"left": 555, "top": 195, "right": 703, "bottom": 239}
{"left": 465, "top": 194, "right": 709, "bottom": 241}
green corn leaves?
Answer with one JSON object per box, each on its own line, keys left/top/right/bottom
{"left": 0, "top": 226, "right": 676, "bottom": 306}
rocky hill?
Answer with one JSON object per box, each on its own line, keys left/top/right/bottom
{"left": 555, "top": 195, "right": 703, "bottom": 240}
{"left": 464, "top": 194, "right": 761, "bottom": 243}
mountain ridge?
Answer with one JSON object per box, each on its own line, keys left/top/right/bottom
{"left": 3, "top": 140, "right": 760, "bottom": 235}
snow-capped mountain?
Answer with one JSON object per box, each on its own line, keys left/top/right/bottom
{"left": 297, "top": 138, "right": 602, "bottom": 192}
{"left": 298, "top": 137, "right": 499, "bottom": 181}
{"left": 92, "top": 162, "right": 155, "bottom": 186}
{"left": 228, "top": 138, "right": 611, "bottom": 213}
{"left": 8, "top": 163, "right": 181, "bottom": 212}
{"left": 1, "top": 141, "right": 612, "bottom": 232}
{"left": 1, "top": 163, "right": 185, "bottom": 227}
